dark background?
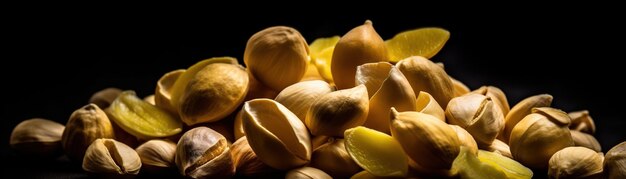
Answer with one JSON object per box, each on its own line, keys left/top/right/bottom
{"left": 2, "top": 6, "right": 625, "bottom": 178}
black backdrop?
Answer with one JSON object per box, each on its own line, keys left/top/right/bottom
{"left": 2, "top": 6, "right": 625, "bottom": 177}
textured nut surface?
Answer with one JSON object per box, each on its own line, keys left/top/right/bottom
{"left": 62, "top": 104, "right": 115, "bottom": 161}
{"left": 175, "top": 127, "right": 234, "bottom": 178}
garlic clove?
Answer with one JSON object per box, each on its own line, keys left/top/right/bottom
{"left": 230, "top": 137, "right": 277, "bottom": 176}
{"left": 175, "top": 127, "right": 234, "bottom": 178}
{"left": 108, "top": 91, "right": 182, "bottom": 139}
{"left": 501, "top": 94, "right": 553, "bottom": 143}
{"left": 155, "top": 69, "right": 185, "bottom": 115}
{"left": 275, "top": 80, "right": 334, "bottom": 121}
{"left": 135, "top": 139, "right": 176, "bottom": 168}
{"left": 477, "top": 150, "right": 533, "bottom": 179}
{"left": 344, "top": 126, "right": 408, "bottom": 177}
{"left": 449, "top": 125, "right": 479, "bottom": 156}
{"left": 450, "top": 76, "right": 471, "bottom": 97}
{"left": 89, "top": 87, "right": 122, "bottom": 109}
{"left": 310, "top": 138, "right": 362, "bottom": 178}
{"left": 472, "top": 86, "right": 510, "bottom": 116}
{"left": 332, "top": 20, "right": 388, "bottom": 90}
{"left": 488, "top": 139, "right": 513, "bottom": 159}
{"left": 82, "top": 138, "right": 141, "bottom": 175}
{"left": 242, "top": 99, "right": 311, "bottom": 170}
{"left": 396, "top": 56, "right": 454, "bottom": 109}
{"left": 604, "top": 142, "right": 626, "bottom": 179}
{"left": 445, "top": 93, "right": 504, "bottom": 149}
{"left": 10, "top": 118, "right": 65, "bottom": 157}
{"left": 570, "top": 130, "right": 602, "bottom": 152}
{"left": 416, "top": 91, "right": 445, "bottom": 121}
{"left": 548, "top": 147, "right": 603, "bottom": 179}
{"left": 62, "top": 104, "right": 115, "bottom": 161}
{"left": 306, "top": 84, "right": 369, "bottom": 137}
{"left": 568, "top": 110, "right": 596, "bottom": 134}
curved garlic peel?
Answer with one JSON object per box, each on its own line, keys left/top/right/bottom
{"left": 416, "top": 91, "right": 445, "bottom": 121}
{"left": 244, "top": 26, "right": 310, "bottom": 91}
{"left": 472, "top": 86, "right": 510, "bottom": 116}
{"left": 331, "top": 20, "right": 388, "bottom": 90}
{"left": 155, "top": 69, "right": 185, "bottom": 115}
{"left": 344, "top": 126, "right": 408, "bottom": 177}
{"left": 446, "top": 93, "right": 504, "bottom": 148}
{"left": 604, "top": 142, "right": 626, "bottom": 179}
{"left": 548, "top": 147, "right": 603, "bottom": 179}
{"left": 306, "top": 85, "right": 369, "bottom": 137}
{"left": 286, "top": 167, "right": 332, "bottom": 179}
{"left": 509, "top": 113, "right": 574, "bottom": 169}
{"left": 568, "top": 110, "right": 596, "bottom": 134}
{"left": 502, "top": 94, "right": 553, "bottom": 142}
{"left": 275, "top": 80, "right": 334, "bottom": 121}
{"left": 357, "top": 63, "right": 416, "bottom": 134}
{"left": 396, "top": 56, "right": 454, "bottom": 109}
{"left": 175, "top": 127, "right": 234, "bottom": 178}
{"left": 385, "top": 27, "right": 450, "bottom": 62}
{"left": 532, "top": 107, "right": 571, "bottom": 126}
{"left": 169, "top": 57, "right": 238, "bottom": 114}
{"left": 450, "top": 125, "right": 479, "bottom": 156}
{"left": 570, "top": 130, "right": 602, "bottom": 152}
{"left": 179, "top": 63, "right": 249, "bottom": 125}
{"left": 136, "top": 139, "right": 176, "bottom": 168}
{"left": 452, "top": 147, "right": 508, "bottom": 179}
{"left": 242, "top": 99, "right": 311, "bottom": 170}
{"left": 390, "top": 108, "right": 459, "bottom": 171}
{"left": 83, "top": 138, "right": 141, "bottom": 175}
{"left": 310, "top": 138, "right": 362, "bottom": 178}
{"left": 309, "top": 36, "right": 340, "bottom": 60}
{"left": 109, "top": 91, "right": 182, "bottom": 139}
{"left": 478, "top": 150, "right": 533, "bottom": 179}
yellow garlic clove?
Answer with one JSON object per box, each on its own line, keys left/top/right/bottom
{"left": 88, "top": 87, "right": 122, "bottom": 109}
{"left": 416, "top": 91, "right": 445, "bottom": 121}
{"left": 82, "top": 138, "right": 141, "bottom": 175}
{"left": 568, "top": 110, "right": 596, "bottom": 134}
{"left": 155, "top": 69, "right": 185, "bottom": 115}
{"left": 344, "top": 126, "right": 408, "bottom": 177}
{"left": 332, "top": 20, "right": 388, "bottom": 90}
{"left": 509, "top": 107, "right": 574, "bottom": 169}
{"left": 472, "top": 86, "right": 510, "bottom": 116}
{"left": 309, "top": 36, "right": 340, "bottom": 83}
{"left": 62, "top": 104, "right": 115, "bottom": 161}
{"left": 306, "top": 85, "right": 369, "bottom": 137}
{"left": 244, "top": 26, "right": 309, "bottom": 92}
{"left": 242, "top": 99, "right": 311, "bottom": 170}
{"left": 301, "top": 62, "right": 325, "bottom": 82}
{"left": 175, "top": 127, "right": 234, "bottom": 178}
{"left": 450, "top": 76, "right": 471, "bottom": 97}
{"left": 135, "top": 139, "right": 176, "bottom": 168}
{"left": 390, "top": 108, "right": 460, "bottom": 172}
{"left": 445, "top": 93, "right": 504, "bottom": 149}
{"left": 170, "top": 57, "right": 239, "bottom": 115}
{"left": 178, "top": 62, "right": 249, "bottom": 125}
{"left": 310, "top": 138, "right": 362, "bottom": 178}
{"left": 605, "top": 142, "right": 626, "bottom": 179}
{"left": 396, "top": 56, "right": 454, "bottom": 108}
{"left": 452, "top": 147, "right": 508, "bottom": 179}
{"left": 488, "top": 139, "right": 513, "bottom": 159}
{"left": 108, "top": 91, "right": 182, "bottom": 139}
{"left": 477, "top": 150, "right": 533, "bottom": 179}
{"left": 275, "top": 80, "right": 334, "bottom": 121}
{"left": 10, "top": 118, "right": 65, "bottom": 157}
{"left": 502, "top": 94, "right": 553, "bottom": 143}
{"left": 286, "top": 167, "right": 332, "bottom": 179}
{"left": 385, "top": 27, "right": 450, "bottom": 62}
{"left": 571, "top": 130, "right": 602, "bottom": 152}
{"left": 230, "top": 137, "right": 276, "bottom": 176}
{"left": 548, "top": 147, "right": 603, "bottom": 179}
{"left": 356, "top": 62, "right": 416, "bottom": 134}
{"left": 449, "top": 125, "right": 479, "bottom": 156}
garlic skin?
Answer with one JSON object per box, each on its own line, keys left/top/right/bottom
{"left": 155, "top": 69, "right": 185, "bottom": 115}
{"left": 509, "top": 107, "right": 574, "bottom": 169}
{"left": 604, "top": 142, "right": 626, "bottom": 179}
{"left": 472, "top": 86, "right": 510, "bottom": 116}
{"left": 244, "top": 26, "right": 309, "bottom": 92}
{"left": 331, "top": 20, "right": 388, "bottom": 90}
{"left": 568, "top": 110, "right": 596, "bottom": 134}
{"left": 445, "top": 93, "right": 504, "bottom": 149}
{"left": 10, "top": 118, "right": 65, "bottom": 157}
{"left": 82, "top": 138, "right": 141, "bottom": 175}
{"left": 62, "top": 104, "right": 115, "bottom": 161}
{"left": 548, "top": 147, "right": 603, "bottom": 179}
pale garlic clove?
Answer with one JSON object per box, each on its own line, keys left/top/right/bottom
{"left": 571, "top": 130, "right": 602, "bottom": 152}
{"left": 501, "top": 94, "right": 553, "bottom": 143}
{"left": 89, "top": 87, "right": 122, "bottom": 109}
{"left": 332, "top": 20, "right": 388, "bottom": 90}
{"left": 242, "top": 99, "right": 311, "bottom": 170}
{"left": 231, "top": 137, "right": 276, "bottom": 177}
{"left": 356, "top": 62, "right": 416, "bottom": 134}
{"left": 449, "top": 125, "right": 479, "bottom": 156}
{"left": 548, "top": 147, "right": 603, "bottom": 179}
{"left": 488, "top": 139, "right": 512, "bottom": 159}
{"left": 179, "top": 62, "right": 249, "bottom": 125}
{"left": 10, "top": 118, "right": 65, "bottom": 157}
{"left": 509, "top": 107, "right": 574, "bottom": 169}
{"left": 175, "top": 127, "right": 234, "bottom": 178}
{"left": 82, "top": 138, "right": 141, "bottom": 175}
{"left": 244, "top": 26, "right": 309, "bottom": 92}
{"left": 568, "top": 110, "right": 596, "bottom": 134}
{"left": 310, "top": 138, "right": 362, "bottom": 178}
{"left": 416, "top": 91, "right": 445, "bottom": 121}
{"left": 136, "top": 139, "right": 177, "bottom": 168}
{"left": 604, "top": 142, "right": 626, "bottom": 179}
{"left": 306, "top": 85, "right": 369, "bottom": 137}
{"left": 170, "top": 57, "right": 240, "bottom": 115}
{"left": 62, "top": 104, "right": 115, "bottom": 161}
{"left": 390, "top": 108, "right": 460, "bottom": 172}
{"left": 275, "top": 80, "right": 334, "bottom": 121}
{"left": 396, "top": 56, "right": 454, "bottom": 108}
{"left": 450, "top": 76, "right": 471, "bottom": 97}
{"left": 286, "top": 167, "right": 332, "bottom": 179}
{"left": 155, "top": 69, "right": 185, "bottom": 115}
{"left": 472, "top": 86, "right": 510, "bottom": 116}
{"left": 445, "top": 93, "right": 504, "bottom": 149}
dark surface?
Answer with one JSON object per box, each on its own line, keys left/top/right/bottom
{"left": 2, "top": 6, "right": 625, "bottom": 178}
